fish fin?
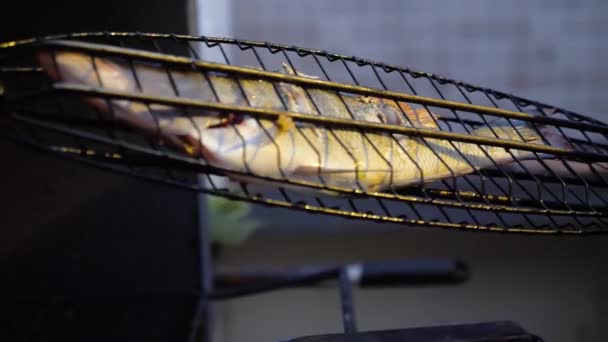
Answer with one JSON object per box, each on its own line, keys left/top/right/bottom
{"left": 280, "top": 62, "right": 319, "bottom": 79}
{"left": 278, "top": 80, "right": 317, "bottom": 114}
{"left": 473, "top": 118, "right": 573, "bottom": 161}
{"left": 537, "top": 124, "right": 574, "bottom": 150}
{"left": 381, "top": 100, "right": 440, "bottom": 128}
{"left": 280, "top": 63, "right": 296, "bottom": 75}
{"left": 472, "top": 118, "right": 540, "bottom": 142}
{"left": 395, "top": 101, "right": 413, "bottom": 113}
{"left": 375, "top": 171, "right": 458, "bottom": 193}
{"left": 484, "top": 117, "right": 573, "bottom": 150}
{"left": 404, "top": 108, "right": 440, "bottom": 129}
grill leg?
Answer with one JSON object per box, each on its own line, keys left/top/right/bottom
{"left": 189, "top": 190, "right": 214, "bottom": 342}
{"left": 338, "top": 267, "right": 357, "bottom": 334}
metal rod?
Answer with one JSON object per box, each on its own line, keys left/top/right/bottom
{"left": 10, "top": 110, "right": 602, "bottom": 234}
{"left": 3, "top": 30, "right": 603, "bottom": 130}
{"left": 208, "top": 259, "right": 467, "bottom": 301}
{"left": 339, "top": 267, "right": 357, "bottom": 334}
{"left": 18, "top": 116, "right": 606, "bottom": 223}
{"left": 188, "top": 180, "right": 214, "bottom": 342}
{"left": 211, "top": 259, "right": 467, "bottom": 299}
{"left": 210, "top": 267, "right": 339, "bottom": 300}
{"left": 214, "top": 266, "right": 339, "bottom": 289}
{"left": 35, "top": 39, "right": 608, "bottom": 136}
{"left": 5, "top": 132, "right": 599, "bottom": 235}
{"left": 0, "top": 67, "right": 43, "bottom": 73}
{"left": 12, "top": 114, "right": 605, "bottom": 219}
{"left": 210, "top": 267, "right": 338, "bottom": 300}
{"left": 46, "top": 83, "right": 608, "bottom": 163}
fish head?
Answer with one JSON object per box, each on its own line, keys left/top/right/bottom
{"left": 37, "top": 48, "right": 138, "bottom": 117}
{"left": 38, "top": 49, "right": 132, "bottom": 91}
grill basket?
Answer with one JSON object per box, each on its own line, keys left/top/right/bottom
{"left": 1, "top": 32, "right": 607, "bottom": 234}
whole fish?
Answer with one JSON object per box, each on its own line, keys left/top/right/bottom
{"left": 37, "top": 42, "right": 572, "bottom": 192}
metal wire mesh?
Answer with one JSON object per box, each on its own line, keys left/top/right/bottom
{"left": 1, "top": 31, "right": 607, "bottom": 234}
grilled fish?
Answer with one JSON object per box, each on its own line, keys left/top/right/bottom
{"left": 37, "top": 42, "right": 572, "bottom": 192}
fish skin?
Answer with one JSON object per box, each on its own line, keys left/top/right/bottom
{"left": 37, "top": 43, "right": 570, "bottom": 192}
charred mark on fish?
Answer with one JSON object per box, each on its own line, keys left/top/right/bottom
{"left": 206, "top": 113, "right": 244, "bottom": 129}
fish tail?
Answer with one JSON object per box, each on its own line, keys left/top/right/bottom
{"left": 472, "top": 118, "right": 538, "bottom": 142}
{"left": 472, "top": 118, "right": 573, "bottom": 159}
{"left": 537, "top": 124, "right": 573, "bottom": 150}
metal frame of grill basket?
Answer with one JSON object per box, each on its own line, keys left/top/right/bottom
{"left": 1, "top": 32, "right": 608, "bottom": 235}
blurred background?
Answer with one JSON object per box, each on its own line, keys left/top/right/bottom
{"left": 1, "top": 0, "right": 607, "bottom": 341}
{"left": 196, "top": 1, "right": 608, "bottom": 341}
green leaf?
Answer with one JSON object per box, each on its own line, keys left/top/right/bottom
{"left": 206, "top": 195, "right": 262, "bottom": 245}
